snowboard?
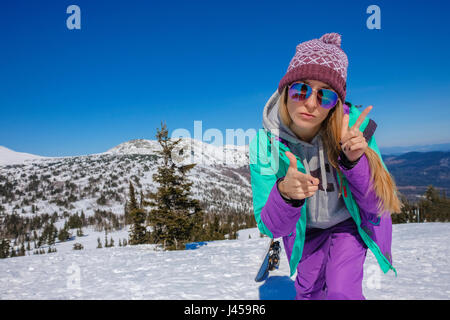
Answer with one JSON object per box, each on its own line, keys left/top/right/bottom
{"left": 254, "top": 238, "right": 281, "bottom": 282}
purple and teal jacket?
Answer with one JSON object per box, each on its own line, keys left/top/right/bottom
{"left": 249, "top": 102, "right": 397, "bottom": 277}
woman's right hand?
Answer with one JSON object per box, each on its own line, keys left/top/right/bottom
{"left": 278, "top": 151, "right": 320, "bottom": 200}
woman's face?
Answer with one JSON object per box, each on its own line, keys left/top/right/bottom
{"left": 286, "top": 79, "right": 333, "bottom": 134}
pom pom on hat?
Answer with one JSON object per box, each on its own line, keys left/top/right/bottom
{"left": 319, "top": 32, "right": 342, "bottom": 47}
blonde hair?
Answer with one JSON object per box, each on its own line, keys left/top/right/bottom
{"left": 279, "top": 86, "right": 402, "bottom": 216}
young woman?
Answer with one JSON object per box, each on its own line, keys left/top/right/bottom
{"left": 249, "top": 33, "right": 402, "bottom": 300}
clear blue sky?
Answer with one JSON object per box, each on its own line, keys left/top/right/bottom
{"left": 1, "top": 0, "right": 449, "bottom": 156}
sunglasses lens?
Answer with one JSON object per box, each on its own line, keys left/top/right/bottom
{"left": 317, "top": 89, "right": 338, "bottom": 109}
{"left": 289, "top": 82, "right": 312, "bottom": 101}
{"left": 288, "top": 82, "right": 338, "bottom": 109}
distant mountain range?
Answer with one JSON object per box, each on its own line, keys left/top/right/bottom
{"left": 2, "top": 140, "right": 449, "bottom": 165}
{"left": 379, "top": 142, "right": 450, "bottom": 156}
{"left": 381, "top": 151, "right": 450, "bottom": 202}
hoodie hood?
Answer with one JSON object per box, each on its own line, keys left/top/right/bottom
{"left": 262, "top": 90, "right": 301, "bottom": 145}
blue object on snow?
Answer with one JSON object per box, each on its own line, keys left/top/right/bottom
{"left": 259, "top": 276, "right": 296, "bottom": 300}
{"left": 185, "top": 241, "right": 208, "bottom": 250}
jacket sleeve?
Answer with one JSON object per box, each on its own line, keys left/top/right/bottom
{"left": 250, "top": 165, "right": 305, "bottom": 239}
{"left": 259, "top": 177, "right": 305, "bottom": 238}
{"left": 338, "top": 152, "right": 382, "bottom": 215}
{"left": 249, "top": 130, "right": 304, "bottom": 239}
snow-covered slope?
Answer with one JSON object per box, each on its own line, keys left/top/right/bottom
{"left": 105, "top": 139, "right": 161, "bottom": 155}
{"left": 105, "top": 138, "right": 249, "bottom": 167}
{"left": 0, "top": 138, "right": 252, "bottom": 219}
{"left": 0, "top": 146, "right": 48, "bottom": 166}
{"left": 0, "top": 222, "right": 449, "bottom": 300}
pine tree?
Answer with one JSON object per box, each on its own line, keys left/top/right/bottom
{"left": 97, "top": 237, "right": 102, "bottom": 248}
{"left": 145, "top": 121, "right": 204, "bottom": 250}
{"left": 140, "top": 190, "right": 145, "bottom": 209}
{"left": 19, "top": 243, "right": 25, "bottom": 256}
{"left": 126, "top": 176, "right": 148, "bottom": 246}
{"left": 104, "top": 230, "right": 109, "bottom": 248}
{"left": 58, "top": 224, "right": 71, "bottom": 242}
{"left": 80, "top": 210, "right": 86, "bottom": 227}
{"left": 129, "top": 182, "right": 138, "bottom": 210}
{"left": 425, "top": 185, "right": 439, "bottom": 202}
{"left": 51, "top": 225, "right": 58, "bottom": 245}
{"left": 37, "top": 236, "right": 42, "bottom": 248}
{"left": 0, "top": 239, "right": 10, "bottom": 259}
{"left": 392, "top": 194, "right": 411, "bottom": 224}
{"left": 125, "top": 182, "right": 139, "bottom": 225}
{"left": 128, "top": 207, "right": 147, "bottom": 245}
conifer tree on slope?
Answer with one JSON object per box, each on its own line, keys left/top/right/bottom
{"left": 144, "top": 121, "right": 204, "bottom": 250}
{"left": 128, "top": 181, "right": 148, "bottom": 245}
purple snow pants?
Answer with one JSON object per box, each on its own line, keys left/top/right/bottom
{"left": 295, "top": 217, "right": 368, "bottom": 300}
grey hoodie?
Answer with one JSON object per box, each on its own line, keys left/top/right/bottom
{"left": 262, "top": 90, "right": 351, "bottom": 229}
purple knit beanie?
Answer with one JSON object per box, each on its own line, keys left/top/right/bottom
{"left": 278, "top": 32, "right": 349, "bottom": 103}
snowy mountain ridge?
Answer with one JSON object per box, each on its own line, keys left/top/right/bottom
{"left": 1, "top": 137, "right": 250, "bottom": 168}
{"left": 0, "top": 146, "right": 49, "bottom": 166}
{"left": 0, "top": 138, "right": 252, "bottom": 219}
{"left": 105, "top": 137, "right": 249, "bottom": 167}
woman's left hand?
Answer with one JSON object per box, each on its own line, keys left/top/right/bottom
{"left": 340, "top": 105, "right": 373, "bottom": 162}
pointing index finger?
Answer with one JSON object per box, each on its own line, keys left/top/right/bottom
{"left": 295, "top": 172, "right": 319, "bottom": 186}
{"left": 352, "top": 105, "right": 373, "bottom": 130}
